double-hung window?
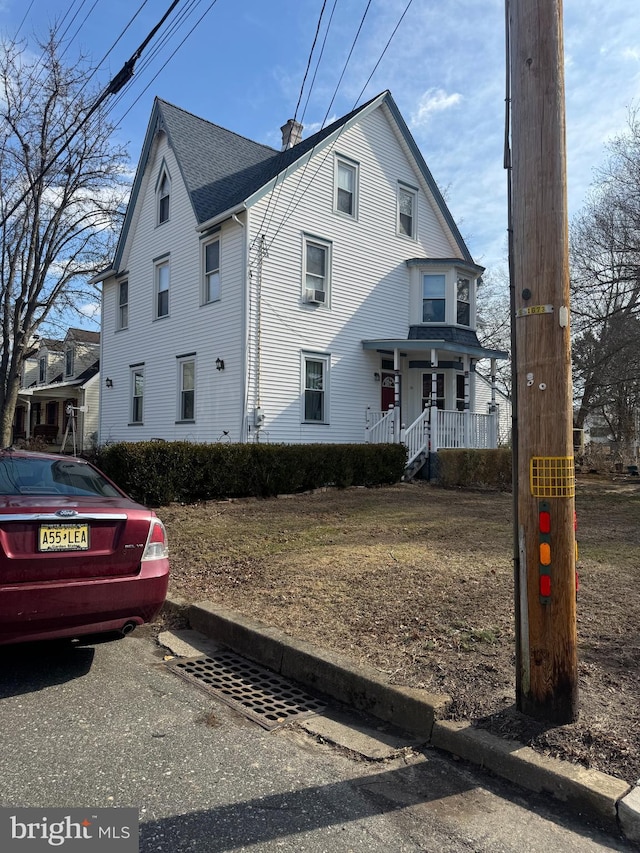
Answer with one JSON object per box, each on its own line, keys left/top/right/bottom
{"left": 303, "top": 236, "right": 331, "bottom": 305}
{"left": 65, "top": 348, "right": 74, "bottom": 377}
{"left": 456, "top": 277, "right": 470, "bottom": 326}
{"left": 155, "top": 259, "right": 170, "bottom": 318}
{"left": 422, "top": 274, "right": 446, "bottom": 323}
{"left": 335, "top": 157, "right": 358, "bottom": 217}
{"left": 177, "top": 357, "right": 195, "bottom": 422}
{"left": 158, "top": 172, "right": 170, "bottom": 225}
{"left": 130, "top": 366, "right": 144, "bottom": 424}
{"left": 398, "top": 184, "right": 417, "bottom": 238}
{"left": 302, "top": 353, "right": 330, "bottom": 423}
{"left": 118, "top": 280, "right": 129, "bottom": 330}
{"left": 203, "top": 239, "right": 220, "bottom": 304}
{"left": 39, "top": 356, "right": 47, "bottom": 384}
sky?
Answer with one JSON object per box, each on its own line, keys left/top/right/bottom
{"left": 1, "top": 0, "right": 640, "bottom": 291}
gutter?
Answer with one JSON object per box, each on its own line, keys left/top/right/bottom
{"left": 196, "top": 203, "right": 247, "bottom": 234}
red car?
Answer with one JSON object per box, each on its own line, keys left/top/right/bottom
{"left": 0, "top": 449, "right": 169, "bottom": 644}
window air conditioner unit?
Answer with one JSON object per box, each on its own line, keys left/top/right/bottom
{"left": 305, "top": 288, "right": 326, "bottom": 304}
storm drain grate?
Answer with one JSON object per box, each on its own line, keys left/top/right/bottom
{"left": 165, "top": 650, "right": 327, "bottom": 730}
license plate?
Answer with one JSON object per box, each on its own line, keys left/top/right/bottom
{"left": 39, "top": 524, "right": 90, "bottom": 552}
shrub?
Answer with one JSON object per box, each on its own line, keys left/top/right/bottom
{"left": 436, "top": 448, "right": 512, "bottom": 491}
{"left": 95, "top": 441, "right": 408, "bottom": 505}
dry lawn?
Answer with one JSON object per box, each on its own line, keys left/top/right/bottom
{"left": 157, "top": 475, "right": 640, "bottom": 784}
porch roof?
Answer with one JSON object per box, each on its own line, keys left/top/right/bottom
{"left": 362, "top": 338, "right": 508, "bottom": 360}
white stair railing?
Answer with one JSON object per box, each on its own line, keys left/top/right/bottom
{"left": 365, "top": 406, "right": 397, "bottom": 444}
{"left": 402, "top": 409, "right": 430, "bottom": 466}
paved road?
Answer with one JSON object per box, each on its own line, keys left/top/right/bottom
{"left": 0, "top": 628, "right": 632, "bottom": 852}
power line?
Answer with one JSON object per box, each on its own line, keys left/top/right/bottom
{"left": 252, "top": 0, "right": 333, "bottom": 251}
{"left": 265, "top": 0, "right": 414, "bottom": 251}
{"left": 263, "top": 0, "right": 376, "bottom": 248}
{"left": 0, "top": 0, "right": 185, "bottom": 230}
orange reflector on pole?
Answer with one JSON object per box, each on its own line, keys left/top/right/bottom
{"left": 539, "top": 542, "right": 551, "bottom": 566}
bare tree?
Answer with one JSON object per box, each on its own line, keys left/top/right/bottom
{"left": 569, "top": 109, "right": 640, "bottom": 453}
{"left": 0, "top": 30, "right": 129, "bottom": 446}
{"left": 476, "top": 267, "right": 512, "bottom": 397}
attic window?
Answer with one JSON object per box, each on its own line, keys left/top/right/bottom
{"left": 158, "top": 172, "right": 170, "bottom": 225}
{"left": 65, "top": 347, "right": 74, "bottom": 376}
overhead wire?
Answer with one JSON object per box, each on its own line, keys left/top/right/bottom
{"left": 260, "top": 0, "right": 375, "bottom": 246}
{"left": 265, "top": 0, "right": 414, "bottom": 251}
{"left": 252, "top": 0, "right": 332, "bottom": 250}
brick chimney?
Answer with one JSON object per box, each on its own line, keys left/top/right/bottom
{"left": 280, "top": 119, "right": 303, "bottom": 151}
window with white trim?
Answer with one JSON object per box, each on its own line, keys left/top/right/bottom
{"left": 158, "top": 172, "right": 170, "bottom": 225}
{"left": 422, "top": 274, "right": 446, "bottom": 322}
{"left": 302, "top": 353, "right": 330, "bottom": 423}
{"left": 38, "top": 356, "right": 46, "bottom": 383}
{"left": 155, "top": 259, "right": 170, "bottom": 318}
{"left": 130, "top": 366, "right": 144, "bottom": 424}
{"left": 203, "top": 238, "right": 220, "bottom": 304}
{"left": 335, "top": 157, "right": 358, "bottom": 217}
{"left": 303, "top": 236, "right": 331, "bottom": 305}
{"left": 456, "top": 277, "right": 470, "bottom": 326}
{"left": 397, "top": 184, "right": 417, "bottom": 238}
{"left": 177, "top": 357, "right": 195, "bottom": 422}
{"left": 117, "top": 280, "right": 128, "bottom": 330}
{"left": 65, "top": 347, "right": 74, "bottom": 377}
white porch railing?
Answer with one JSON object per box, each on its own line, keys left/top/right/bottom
{"left": 401, "top": 409, "right": 430, "bottom": 467}
{"left": 366, "top": 406, "right": 498, "bottom": 468}
{"left": 365, "top": 406, "right": 399, "bottom": 444}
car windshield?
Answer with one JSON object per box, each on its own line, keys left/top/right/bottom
{"left": 0, "top": 456, "right": 121, "bottom": 498}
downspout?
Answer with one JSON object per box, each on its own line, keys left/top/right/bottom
{"left": 233, "top": 213, "right": 248, "bottom": 442}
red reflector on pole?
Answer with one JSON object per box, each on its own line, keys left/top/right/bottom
{"left": 539, "top": 510, "right": 551, "bottom": 534}
{"left": 540, "top": 575, "right": 551, "bottom": 597}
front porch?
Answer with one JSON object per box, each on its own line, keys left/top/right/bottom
{"left": 366, "top": 404, "right": 500, "bottom": 477}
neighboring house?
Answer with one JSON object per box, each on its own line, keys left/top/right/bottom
{"left": 475, "top": 373, "right": 512, "bottom": 447}
{"left": 14, "top": 328, "right": 100, "bottom": 453}
{"left": 95, "top": 90, "right": 507, "bottom": 472}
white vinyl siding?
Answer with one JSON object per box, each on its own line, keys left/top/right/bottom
{"left": 99, "top": 134, "right": 246, "bottom": 445}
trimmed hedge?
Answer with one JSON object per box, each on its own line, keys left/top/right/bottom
{"left": 95, "top": 441, "right": 408, "bottom": 506}
{"left": 435, "top": 448, "right": 512, "bottom": 491}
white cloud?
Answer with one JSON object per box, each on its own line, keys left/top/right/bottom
{"left": 409, "top": 88, "right": 463, "bottom": 129}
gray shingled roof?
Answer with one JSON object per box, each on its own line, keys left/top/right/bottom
{"left": 109, "top": 90, "right": 474, "bottom": 272}
{"left": 157, "top": 93, "right": 383, "bottom": 226}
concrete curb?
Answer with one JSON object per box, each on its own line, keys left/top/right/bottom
{"left": 162, "top": 595, "right": 638, "bottom": 840}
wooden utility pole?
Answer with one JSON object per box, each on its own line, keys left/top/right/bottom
{"left": 509, "top": 0, "right": 578, "bottom": 722}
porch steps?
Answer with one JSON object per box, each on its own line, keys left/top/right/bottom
{"left": 402, "top": 450, "right": 428, "bottom": 482}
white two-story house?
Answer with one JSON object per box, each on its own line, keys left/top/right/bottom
{"left": 95, "top": 90, "right": 507, "bottom": 472}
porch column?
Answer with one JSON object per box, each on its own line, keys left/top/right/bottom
{"left": 489, "top": 357, "right": 498, "bottom": 447}
{"left": 464, "top": 355, "right": 471, "bottom": 447}
{"left": 431, "top": 349, "right": 438, "bottom": 451}
{"left": 393, "top": 348, "right": 401, "bottom": 442}
{"left": 25, "top": 399, "right": 32, "bottom": 440}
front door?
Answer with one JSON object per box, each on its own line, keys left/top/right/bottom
{"left": 381, "top": 372, "right": 397, "bottom": 411}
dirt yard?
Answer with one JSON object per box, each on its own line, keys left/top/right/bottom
{"left": 157, "top": 475, "right": 640, "bottom": 784}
